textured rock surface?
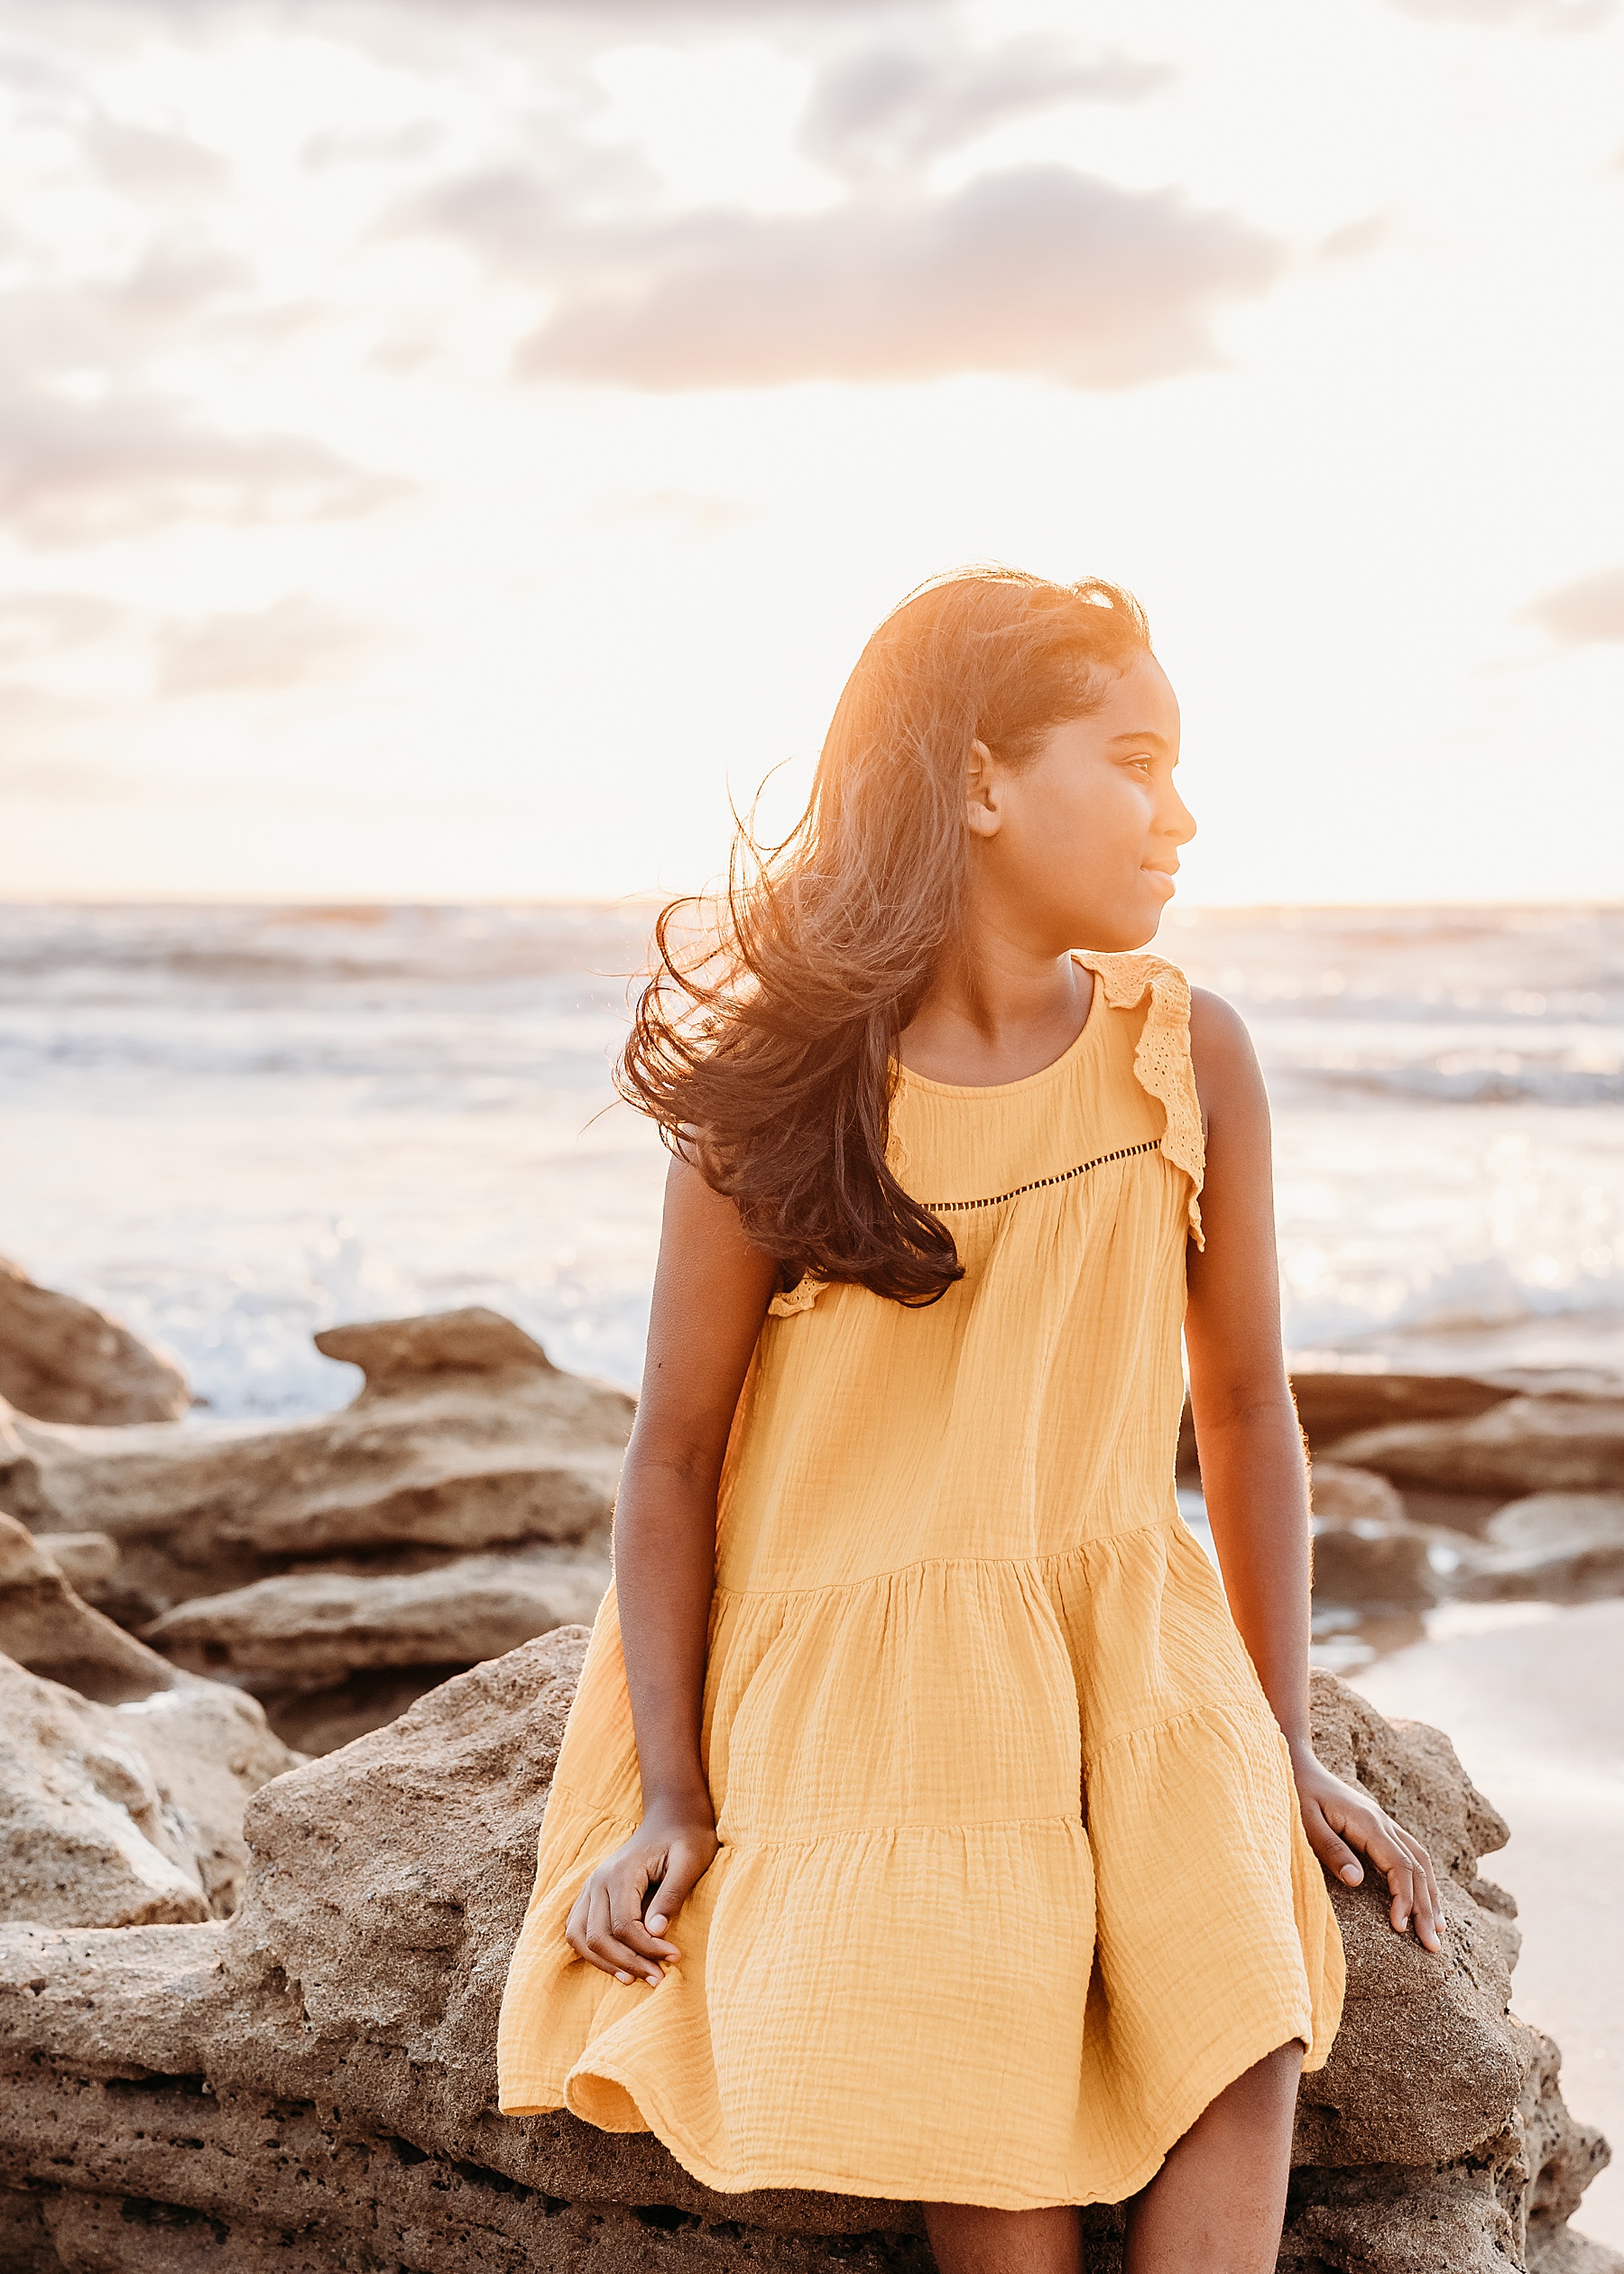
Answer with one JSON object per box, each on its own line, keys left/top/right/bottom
{"left": 0, "top": 1257, "right": 189, "bottom": 1427}
{"left": 0, "top": 1308, "right": 634, "bottom": 1618}
{"left": 0, "top": 1640, "right": 1615, "bottom": 2272}
{"left": 31, "top": 1530, "right": 119, "bottom": 1591}
{"left": 143, "top": 1552, "right": 610, "bottom": 1687}
{"left": 0, "top": 1653, "right": 297, "bottom": 1927}
{"left": 0, "top": 1513, "right": 175, "bottom": 1706}
{"left": 1329, "top": 1395, "right": 1624, "bottom": 1498}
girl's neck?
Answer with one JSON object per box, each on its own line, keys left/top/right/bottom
{"left": 896, "top": 940, "right": 1094, "bottom": 1089}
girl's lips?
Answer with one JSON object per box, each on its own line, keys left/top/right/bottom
{"left": 1142, "top": 866, "right": 1177, "bottom": 896}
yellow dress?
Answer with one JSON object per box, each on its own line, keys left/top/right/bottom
{"left": 497, "top": 951, "right": 1344, "bottom": 2210}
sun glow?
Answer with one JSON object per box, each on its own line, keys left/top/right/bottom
{"left": 0, "top": 0, "right": 1621, "bottom": 903}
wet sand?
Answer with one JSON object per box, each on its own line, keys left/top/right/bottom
{"left": 1354, "top": 1600, "right": 1624, "bottom": 2251}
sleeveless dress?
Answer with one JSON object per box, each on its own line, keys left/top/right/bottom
{"left": 497, "top": 951, "right": 1344, "bottom": 2211}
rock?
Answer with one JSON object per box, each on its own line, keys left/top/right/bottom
{"left": 143, "top": 1552, "right": 611, "bottom": 1687}
{"left": 1292, "top": 1370, "right": 1515, "bottom": 1450}
{"left": 1327, "top": 1395, "right": 1624, "bottom": 1498}
{"left": 1287, "top": 1671, "right": 1616, "bottom": 2271}
{"left": 1312, "top": 1521, "right": 1448, "bottom": 1609}
{"left": 1468, "top": 1494, "right": 1624, "bottom": 1601}
{"left": 1530, "top": 2232, "right": 1624, "bottom": 2272}
{"left": 0, "top": 1308, "right": 635, "bottom": 1616}
{"left": 32, "top": 1530, "right": 119, "bottom": 1590}
{"left": 248, "top": 1665, "right": 487, "bottom": 1758}
{"left": 0, "top": 1255, "right": 189, "bottom": 1426}
{"left": 1310, "top": 1462, "right": 1407, "bottom": 1526}
{"left": 0, "top": 1652, "right": 297, "bottom": 1927}
{"left": 1308, "top": 1468, "right": 1489, "bottom": 1609}
{"left": 0, "top": 1511, "right": 175, "bottom": 1705}
{"left": 0, "top": 1644, "right": 1612, "bottom": 2271}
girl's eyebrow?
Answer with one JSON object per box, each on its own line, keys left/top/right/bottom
{"left": 1107, "top": 728, "right": 1171, "bottom": 751}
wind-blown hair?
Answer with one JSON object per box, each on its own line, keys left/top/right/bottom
{"left": 616, "top": 567, "right": 1153, "bottom": 1305}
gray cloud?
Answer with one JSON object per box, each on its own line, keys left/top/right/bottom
{"left": 511, "top": 166, "right": 1282, "bottom": 392}
{"left": 0, "top": 385, "right": 409, "bottom": 546}
{"left": 1525, "top": 566, "right": 1624, "bottom": 645}
{"left": 156, "top": 595, "right": 384, "bottom": 695}
{"left": 802, "top": 39, "right": 1172, "bottom": 179}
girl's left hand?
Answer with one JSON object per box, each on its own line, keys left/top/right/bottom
{"left": 1290, "top": 1744, "right": 1445, "bottom": 1953}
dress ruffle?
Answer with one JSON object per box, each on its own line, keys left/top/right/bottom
{"left": 1078, "top": 953, "right": 1205, "bottom": 1247}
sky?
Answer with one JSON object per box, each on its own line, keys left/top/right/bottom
{"left": 0, "top": 0, "right": 1621, "bottom": 906}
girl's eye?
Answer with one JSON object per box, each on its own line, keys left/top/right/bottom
{"left": 1124, "top": 754, "right": 1153, "bottom": 774}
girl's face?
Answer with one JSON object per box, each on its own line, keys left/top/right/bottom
{"left": 966, "top": 652, "right": 1195, "bottom": 954}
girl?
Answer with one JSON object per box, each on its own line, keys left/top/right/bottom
{"left": 498, "top": 570, "right": 1443, "bottom": 2273}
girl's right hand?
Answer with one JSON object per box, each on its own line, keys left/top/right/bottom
{"left": 564, "top": 1806, "right": 718, "bottom": 1986}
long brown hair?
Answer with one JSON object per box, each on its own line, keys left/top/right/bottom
{"left": 616, "top": 567, "right": 1152, "bottom": 1304}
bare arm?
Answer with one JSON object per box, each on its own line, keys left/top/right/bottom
{"left": 565, "top": 1153, "right": 780, "bottom": 1985}
{"left": 1186, "top": 989, "right": 1442, "bottom": 1950}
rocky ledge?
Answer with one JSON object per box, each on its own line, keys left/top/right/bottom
{"left": 0, "top": 1636, "right": 1616, "bottom": 2274}
{"left": 2, "top": 1304, "right": 628, "bottom": 1751}
{"left": 2, "top": 1278, "right": 1623, "bottom": 2269}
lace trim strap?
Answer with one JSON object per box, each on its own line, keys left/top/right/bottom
{"left": 1076, "top": 951, "right": 1205, "bottom": 1248}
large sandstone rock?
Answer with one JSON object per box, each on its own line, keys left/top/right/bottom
{"left": 0, "top": 1308, "right": 634, "bottom": 1617}
{"left": 143, "top": 1552, "right": 611, "bottom": 1687}
{"left": 0, "top": 1256, "right": 189, "bottom": 1426}
{"left": 0, "top": 1511, "right": 175, "bottom": 1705}
{"left": 0, "top": 1652, "right": 296, "bottom": 1927}
{"left": 1328, "top": 1395, "right": 1624, "bottom": 1498}
{"left": 0, "top": 1641, "right": 1614, "bottom": 2272}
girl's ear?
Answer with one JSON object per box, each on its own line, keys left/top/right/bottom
{"left": 965, "top": 738, "right": 1001, "bottom": 839}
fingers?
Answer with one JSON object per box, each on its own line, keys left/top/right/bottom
{"left": 1396, "top": 1827, "right": 1444, "bottom": 1954}
{"left": 589, "top": 1881, "right": 667, "bottom": 1986}
{"left": 564, "top": 1869, "right": 669, "bottom": 1986}
{"left": 1301, "top": 1800, "right": 1365, "bottom": 1888}
{"left": 1324, "top": 1798, "right": 1446, "bottom": 1952}
{"left": 645, "top": 1837, "right": 713, "bottom": 1943}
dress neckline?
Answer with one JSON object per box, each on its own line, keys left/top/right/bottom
{"left": 891, "top": 951, "right": 1106, "bottom": 1099}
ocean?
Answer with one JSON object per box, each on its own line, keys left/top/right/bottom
{"left": 3, "top": 900, "right": 1622, "bottom": 1418}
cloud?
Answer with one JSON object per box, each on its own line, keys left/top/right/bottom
{"left": 510, "top": 167, "right": 1282, "bottom": 392}
{"left": 801, "top": 39, "right": 1172, "bottom": 178}
{"left": 1382, "top": 0, "right": 1610, "bottom": 25}
{"left": 83, "top": 114, "right": 230, "bottom": 192}
{"left": 0, "top": 591, "right": 125, "bottom": 660}
{"left": 587, "top": 487, "right": 759, "bottom": 538}
{"left": 1317, "top": 211, "right": 1399, "bottom": 262}
{"left": 0, "top": 385, "right": 410, "bottom": 545}
{"left": 1524, "top": 566, "right": 1624, "bottom": 645}
{"left": 156, "top": 595, "right": 385, "bottom": 694}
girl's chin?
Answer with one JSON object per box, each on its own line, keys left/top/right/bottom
{"left": 1077, "top": 912, "right": 1166, "bottom": 954}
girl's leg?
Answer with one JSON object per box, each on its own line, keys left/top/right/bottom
{"left": 1124, "top": 2041, "right": 1302, "bottom": 2274}
{"left": 922, "top": 2204, "right": 1081, "bottom": 2274}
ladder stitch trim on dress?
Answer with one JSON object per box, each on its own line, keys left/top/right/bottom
{"left": 924, "top": 1135, "right": 1161, "bottom": 1215}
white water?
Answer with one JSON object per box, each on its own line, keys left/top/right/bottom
{"left": 3, "top": 901, "right": 1621, "bottom": 1415}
